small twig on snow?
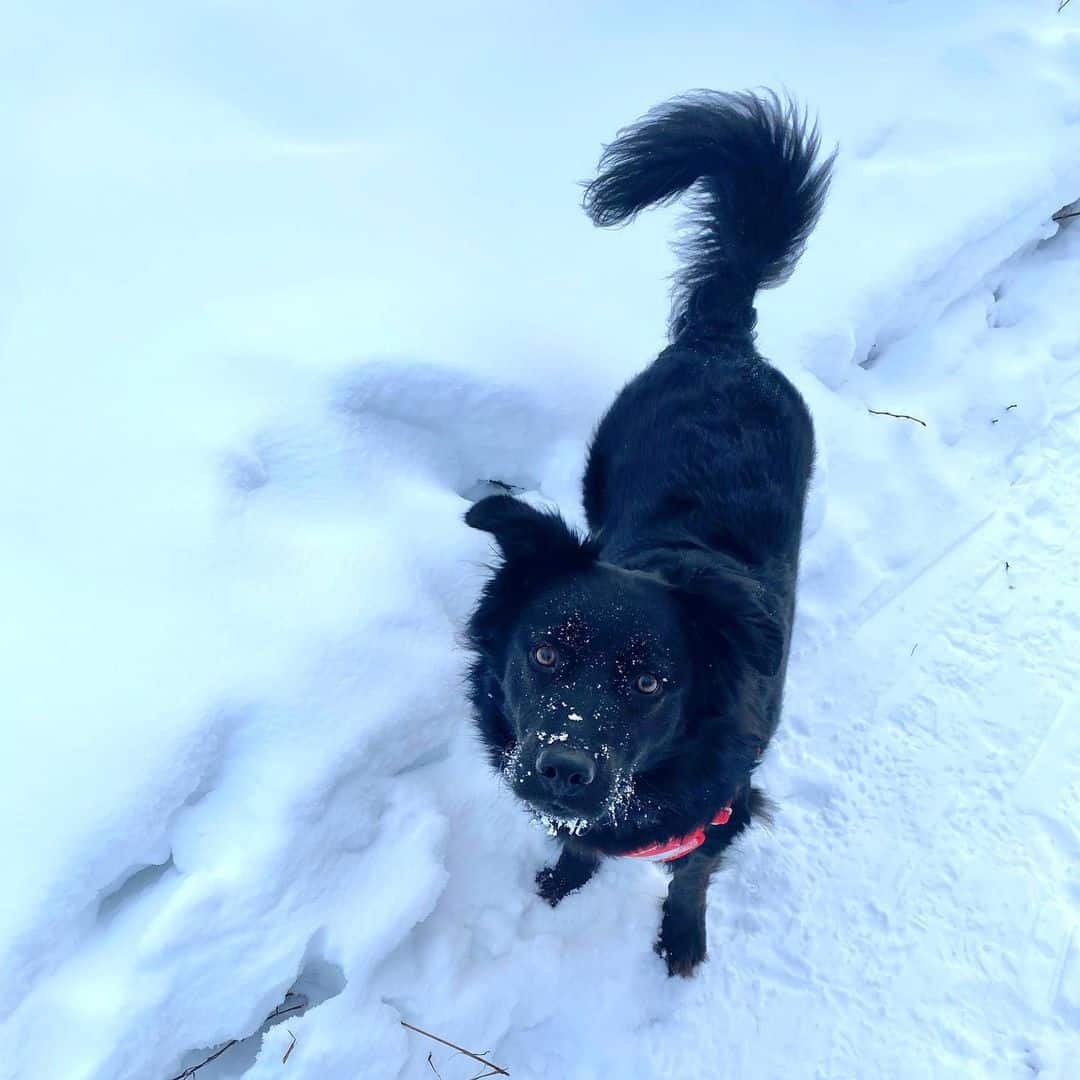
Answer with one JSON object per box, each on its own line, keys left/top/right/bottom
{"left": 1059, "top": 1, "right": 1072, "bottom": 14}
{"left": 166, "top": 1000, "right": 306, "bottom": 1079}
{"left": 283, "top": 1030, "right": 297, "bottom": 1064}
{"left": 867, "top": 408, "right": 927, "bottom": 428}
{"left": 401, "top": 1020, "right": 510, "bottom": 1077}
{"left": 1053, "top": 208, "right": 1080, "bottom": 222}
{"left": 168, "top": 1040, "right": 238, "bottom": 1080}
{"left": 266, "top": 1002, "right": 307, "bottom": 1024}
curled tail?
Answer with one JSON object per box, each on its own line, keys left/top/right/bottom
{"left": 583, "top": 90, "right": 834, "bottom": 345}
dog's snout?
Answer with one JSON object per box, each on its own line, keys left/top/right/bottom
{"left": 535, "top": 747, "right": 596, "bottom": 798}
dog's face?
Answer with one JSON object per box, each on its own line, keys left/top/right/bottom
{"left": 496, "top": 565, "right": 694, "bottom": 825}
{"left": 466, "top": 495, "right": 784, "bottom": 832}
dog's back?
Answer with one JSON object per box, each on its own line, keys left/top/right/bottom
{"left": 583, "top": 92, "right": 833, "bottom": 578}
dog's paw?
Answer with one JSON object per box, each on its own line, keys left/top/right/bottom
{"left": 535, "top": 865, "right": 578, "bottom": 907}
{"left": 656, "top": 911, "right": 708, "bottom": 978}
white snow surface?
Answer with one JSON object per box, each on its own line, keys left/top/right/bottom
{"left": 3, "top": 2, "right": 1079, "bottom": 1078}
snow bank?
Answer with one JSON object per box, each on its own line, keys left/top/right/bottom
{"left": 2, "top": 2, "right": 1078, "bottom": 1078}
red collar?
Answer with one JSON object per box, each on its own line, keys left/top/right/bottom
{"left": 622, "top": 803, "right": 733, "bottom": 863}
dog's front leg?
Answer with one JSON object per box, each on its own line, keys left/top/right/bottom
{"left": 536, "top": 845, "right": 600, "bottom": 907}
{"left": 656, "top": 851, "right": 720, "bottom": 977}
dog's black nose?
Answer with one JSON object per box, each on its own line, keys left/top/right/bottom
{"left": 535, "top": 747, "right": 596, "bottom": 798}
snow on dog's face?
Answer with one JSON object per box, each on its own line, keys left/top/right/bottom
{"left": 465, "top": 495, "right": 783, "bottom": 831}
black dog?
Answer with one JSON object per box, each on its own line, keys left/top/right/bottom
{"left": 464, "top": 91, "right": 832, "bottom": 976}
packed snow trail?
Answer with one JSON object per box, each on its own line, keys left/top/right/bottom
{"left": 2, "top": 3, "right": 1080, "bottom": 1079}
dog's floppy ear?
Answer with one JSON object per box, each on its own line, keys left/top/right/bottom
{"left": 630, "top": 550, "right": 785, "bottom": 676}
{"left": 465, "top": 494, "right": 596, "bottom": 568}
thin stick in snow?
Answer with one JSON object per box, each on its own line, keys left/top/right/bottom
{"left": 166, "top": 999, "right": 306, "bottom": 1079}
{"left": 167, "top": 1039, "right": 238, "bottom": 1080}
{"left": 867, "top": 408, "right": 927, "bottom": 427}
{"left": 400, "top": 1020, "right": 510, "bottom": 1077}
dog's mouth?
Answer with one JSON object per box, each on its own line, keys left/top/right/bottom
{"left": 517, "top": 770, "right": 640, "bottom": 837}
{"left": 521, "top": 788, "right": 601, "bottom": 827}
{"left": 533, "top": 806, "right": 594, "bottom": 837}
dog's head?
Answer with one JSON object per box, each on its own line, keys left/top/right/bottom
{"left": 465, "top": 495, "right": 784, "bottom": 832}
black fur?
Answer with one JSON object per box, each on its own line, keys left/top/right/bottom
{"left": 465, "top": 90, "right": 832, "bottom": 976}
{"left": 584, "top": 89, "right": 834, "bottom": 345}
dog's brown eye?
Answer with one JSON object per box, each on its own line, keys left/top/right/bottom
{"left": 635, "top": 673, "right": 660, "bottom": 694}
{"left": 534, "top": 645, "right": 558, "bottom": 668}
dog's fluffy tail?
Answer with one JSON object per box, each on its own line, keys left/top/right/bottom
{"left": 583, "top": 90, "right": 834, "bottom": 345}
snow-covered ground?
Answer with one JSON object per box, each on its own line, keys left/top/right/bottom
{"left": 2, "top": 2, "right": 1079, "bottom": 1078}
